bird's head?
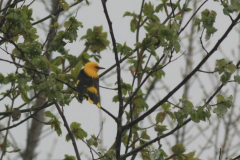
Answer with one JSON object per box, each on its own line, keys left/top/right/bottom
{"left": 84, "top": 62, "right": 105, "bottom": 78}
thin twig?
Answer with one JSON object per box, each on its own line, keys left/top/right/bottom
{"left": 100, "top": 107, "right": 117, "bottom": 122}
{"left": 0, "top": 58, "right": 76, "bottom": 91}
{"left": 219, "top": 148, "right": 222, "bottom": 160}
{"left": 121, "top": 118, "right": 191, "bottom": 159}
{"left": 123, "top": 12, "right": 240, "bottom": 131}
{"left": 32, "top": 1, "right": 83, "bottom": 26}
{"left": 101, "top": 1, "right": 123, "bottom": 158}
{"left": 53, "top": 98, "right": 81, "bottom": 160}
{"left": 198, "top": 69, "right": 215, "bottom": 74}
{"left": 178, "top": 0, "right": 209, "bottom": 35}
{"left": 0, "top": 0, "right": 23, "bottom": 12}
{"left": 0, "top": 102, "right": 49, "bottom": 132}
{"left": 200, "top": 27, "right": 209, "bottom": 54}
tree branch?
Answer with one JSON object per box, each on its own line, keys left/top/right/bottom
{"left": 123, "top": 12, "right": 240, "bottom": 131}
{"left": 0, "top": 102, "right": 50, "bottom": 132}
{"left": 121, "top": 118, "right": 191, "bottom": 159}
{"left": 53, "top": 99, "right": 81, "bottom": 160}
{"left": 32, "top": 1, "right": 83, "bottom": 26}
{"left": 101, "top": 1, "right": 123, "bottom": 158}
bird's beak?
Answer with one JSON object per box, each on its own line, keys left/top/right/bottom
{"left": 98, "top": 66, "right": 105, "bottom": 70}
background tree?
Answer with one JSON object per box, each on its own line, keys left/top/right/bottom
{"left": 0, "top": 0, "right": 240, "bottom": 160}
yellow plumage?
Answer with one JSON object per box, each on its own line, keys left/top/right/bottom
{"left": 76, "top": 62, "right": 105, "bottom": 108}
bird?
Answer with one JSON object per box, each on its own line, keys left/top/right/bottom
{"left": 76, "top": 62, "right": 105, "bottom": 108}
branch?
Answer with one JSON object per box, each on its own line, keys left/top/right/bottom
{"left": 32, "top": 1, "right": 83, "bottom": 26}
{"left": 122, "top": 80, "right": 225, "bottom": 158}
{"left": 199, "top": 27, "right": 209, "bottom": 54}
{"left": 0, "top": 58, "right": 76, "bottom": 91}
{"left": 123, "top": 54, "right": 165, "bottom": 110}
{"left": 178, "top": 0, "right": 209, "bottom": 35}
{"left": 101, "top": 0, "right": 123, "bottom": 116}
{"left": 198, "top": 69, "right": 215, "bottom": 74}
{"left": 0, "top": 91, "right": 44, "bottom": 116}
{"left": 101, "top": 1, "right": 123, "bottom": 158}
{"left": 121, "top": 118, "right": 191, "bottom": 159}
{"left": 53, "top": 99, "right": 81, "bottom": 160}
{"left": 123, "top": 12, "right": 240, "bottom": 131}
{"left": 233, "top": 155, "right": 240, "bottom": 160}
{"left": 0, "top": 0, "right": 24, "bottom": 12}
{"left": 100, "top": 107, "right": 117, "bottom": 122}
{"left": 0, "top": 102, "right": 50, "bottom": 132}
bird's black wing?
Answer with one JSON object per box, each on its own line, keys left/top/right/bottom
{"left": 77, "top": 69, "right": 92, "bottom": 103}
{"left": 88, "top": 78, "right": 101, "bottom": 107}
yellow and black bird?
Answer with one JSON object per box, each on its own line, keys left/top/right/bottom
{"left": 76, "top": 62, "right": 105, "bottom": 108}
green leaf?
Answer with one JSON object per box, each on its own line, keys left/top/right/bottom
{"left": 63, "top": 154, "right": 76, "bottom": 160}
{"left": 4, "top": 73, "right": 16, "bottom": 84}
{"left": 130, "top": 19, "right": 137, "bottom": 32}
{"left": 21, "top": 91, "right": 30, "bottom": 104}
{"left": 154, "top": 124, "right": 168, "bottom": 136}
{"left": 81, "top": 26, "right": 110, "bottom": 53}
{"left": 78, "top": 52, "right": 90, "bottom": 62}
{"left": 173, "top": 41, "right": 180, "bottom": 53}
{"left": 224, "top": 63, "right": 236, "bottom": 74}
{"left": 71, "top": 61, "right": 83, "bottom": 81}
{"left": 44, "top": 106, "right": 57, "bottom": 117}
{"left": 117, "top": 42, "right": 133, "bottom": 56}
{"left": 112, "top": 95, "right": 119, "bottom": 103}
{"left": 60, "top": 0, "right": 70, "bottom": 11}
{"left": 143, "top": 2, "right": 155, "bottom": 17}
{"left": 141, "top": 130, "right": 150, "bottom": 140}
{"left": 190, "top": 111, "right": 200, "bottom": 123}
{"left": 234, "top": 75, "right": 240, "bottom": 84}
{"left": 32, "top": 56, "right": 49, "bottom": 71}
{"left": 122, "top": 135, "right": 131, "bottom": 146}
{"left": 215, "top": 59, "right": 228, "bottom": 74}
{"left": 172, "top": 144, "right": 186, "bottom": 156}
{"left": 155, "top": 111, "right": 166, "bottom": 123}
{"left": 64, "top": 17, "right": 83, "bottom": 42}
{"left": 162, "top": 103, "right": 171, "bottom": 111}
{"left": 178, "top": 151, "right": 201, "bottom": 160}
{"left": 155, "top": 4, "right": 164, "bottom": 13}
{"left": 45, "top": 111, "right": 62, "bottom": 136}
{"left": 213, "top": 94, "right": 233, "bottom": 117}
{"left": 121, "top": 81, "right": 132, "bottom": 95}
{"left": 50, "top": 64, "right": 61, "bottom": 74}
{"left": 194, "top": 18, "right": 201, "bottom": 31}
{"left": 182, "top": 4, "right": 192, "bottom": 12}
{"left": 123, "top": 11, "right": 133, "bottom": 17}
{"left": 220, "top": 72, "right": 231, "bottom": 85}
{"left": 86, "top": 135, "right": 99, "bottom": 147}
{"left": 67, "top": 122, "right": 87, "bottom": 140}
{"left": 215, "top": 59, "right": 236, "bottom": 84}
{"left": 51, "top": 56, "right": 63, "bottom": 66}
{"left": 201, "top": 9, "right": 218, "bottom": 40}
{"left": 151, "top": 65, "right": 165, "bottom": 79}
{"left": 0, "top": 73, "right": 4, "bottom": 84}
{"left": 150, "top": 149, "right": 168, "bottom": 160}
{"left": 104, "top": 149, "right": 117, "bottom": 160}
{"left": 65, "top": 54, "right": 78, "bottom": 67}
{"left": 174, "top": 110, "right": 188, "bottom": 125}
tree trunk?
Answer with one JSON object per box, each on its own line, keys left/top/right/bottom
{"left": 22, "top": 1, "right": 59, "bottom": 159}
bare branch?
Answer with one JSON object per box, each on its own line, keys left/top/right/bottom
{"left": 53, "top": 99, "right": 81, "bottom": 160}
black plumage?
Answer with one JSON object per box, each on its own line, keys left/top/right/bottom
{"left": 77, "top": 69, "right": 101, "bottom": 107}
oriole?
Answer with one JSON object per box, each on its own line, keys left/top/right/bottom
{"left": 77, "top": 62, "right": 105, "bottom": 108}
